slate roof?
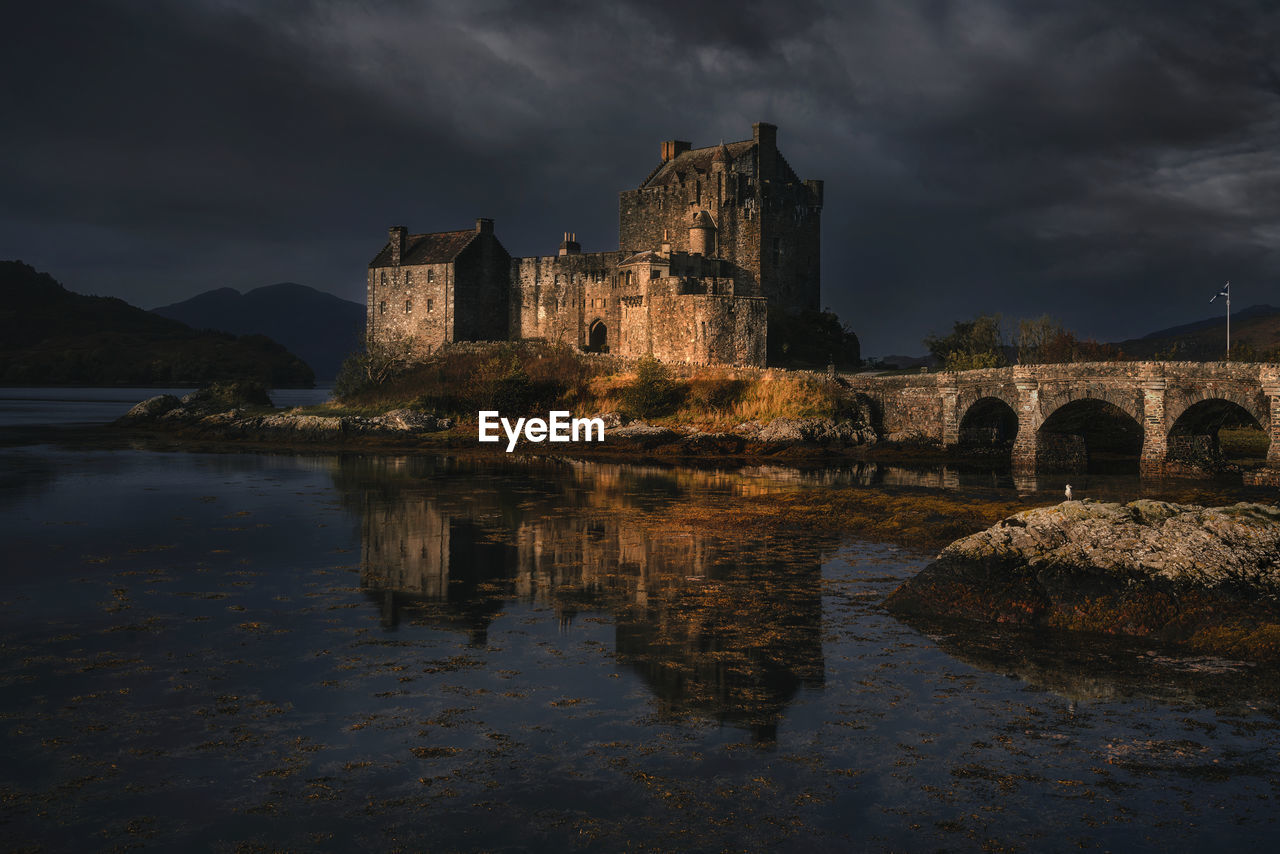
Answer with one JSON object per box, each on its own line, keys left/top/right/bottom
{"left": 640, "top": 140, "right": 754, "bottom": 188}
{"left": 369, "top": 229, "right": 477, "bottom": 268}
{"left": 619, "top": 249, "right": 669, "bottom": 266}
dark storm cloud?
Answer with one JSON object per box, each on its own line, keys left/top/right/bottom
{"left": 3, "top": 0, "right": 1277, "bottom": 353}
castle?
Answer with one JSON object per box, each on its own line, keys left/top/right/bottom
{"left": 367, "top": 122, "right": 822, "bottom": 367}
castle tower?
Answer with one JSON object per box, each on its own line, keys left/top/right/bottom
{"left": 689, "top": 210, "right": 716, "bottom": 256}
{"left": 619, "top": 121, "right": 822, "bottom": 312}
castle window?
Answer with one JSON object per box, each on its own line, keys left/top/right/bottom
{"left": 405, "top": 271, "right": 411, "bottom": 286}
{"left": 427, "top": 269, "right": 435, "bottom": 283}
{"left": 427, "top": 298, "right": 434, "bottom": 312}
{"left": 379, "top": 300, "right": 386, "bottom": 314}
{"left": 380, "top": 271, "right": 386, "bottom": 285}
{"left": 649, "top": 268, "right": 659, "bottom": 281}
{"left": 404, "top": 299, "right": 412, "bottom": 314}
{"left": 601, "top": 298, "right": 607, "bottom": 308}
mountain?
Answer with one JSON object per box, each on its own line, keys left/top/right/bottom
{"left": 152, "top": 283, "right": 365, "bottom": 380}
{"left": 1115, "top": 304, "right": 1280, "bottom": 360}
{"left": 0, "top": 261, "right": 314, "bottom": 386}
{"left": 877, "top": 353, "right": 938, "bottom": 369}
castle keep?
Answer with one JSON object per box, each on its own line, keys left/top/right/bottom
{"left": 367, "top": 122, "right": 822, "bottom": 366}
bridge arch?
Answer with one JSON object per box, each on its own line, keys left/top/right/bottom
{"left": 958, "top": 396, "right": 1019, "bottom": 446}
{"left": 1035, "top": 397, "right": 1144, "bottom": 473}
{"left": 1164, "top": 388, "right": 1268, "bottom": 431}
{"left": 1038, "top": 387, "right": 1144, "bottom": 425}
{"left": 1165, "top": 396, "right": 1269, "bottom": 472}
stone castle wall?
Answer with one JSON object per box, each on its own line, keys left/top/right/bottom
{"left": 367, "top": 231, "right": 510, "bottom": 357}
{"left": 618, "top": 278, "right": 767, "bottom": 365}
{"left": 510, "top": 251, "right": 631, "bottom": 348}
{"left": 617, "top": 126, "right": 822, "bottom": 312}
{"left": 453, "top": 236, "right": 512, "bottom": 342}
{"left": 366, "top": 261, "right": 454, "bottom": 357}
{"left": 369, "top": 123, "right": 821, "bottom": 367}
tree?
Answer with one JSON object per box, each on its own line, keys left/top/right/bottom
{"left": 333, "top": 334, "right": 415, "bottom": 400}
{"left": 924, "top": 314, "right": 1006, "bottom": 371}
{"left": 1016, "top": 314, "right": 1122, "bottom": 364}
{"left": 767, "top": 309, "right": 861, "bottom": 368}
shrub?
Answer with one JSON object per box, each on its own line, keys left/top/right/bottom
{"left": 620, "top": 355, "right": 683, "bottom": 419}
{"left": 191, "top": 380, "right": 272, "bottom": 410}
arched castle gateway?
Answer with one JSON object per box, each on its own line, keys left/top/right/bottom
{"left": 366, "top": 123, "right": 823, "bottom": 367}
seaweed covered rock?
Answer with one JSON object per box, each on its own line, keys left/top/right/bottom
{"left": 119, "top": 394, "right": 181, "bottom": 422}
{"left": 885, "top": 499, "right": 1280, "bottom": 659}
{"left": 182, "top": 380, "right": 273, "bottom": 412}
{"left": 743, "top": 416, "right": 876, "bottom": 446}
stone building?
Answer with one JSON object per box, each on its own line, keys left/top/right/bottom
{"left": 367, "top": 122, "right": 821, "bottom": 366}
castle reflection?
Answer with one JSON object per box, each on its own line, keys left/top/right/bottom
{"left": 334, "top": 455, "right": 827, "bottom": 739}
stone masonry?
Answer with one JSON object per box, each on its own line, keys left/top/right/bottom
{"left": 367, "top": 123, "right": 821, "bottom": 367}
{"left": 844, "top": 361, "right": 1280, "bottom": 478}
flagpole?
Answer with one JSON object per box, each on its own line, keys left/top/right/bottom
{"left": 1210, "top": 281, "right": 1231, "bottom": 360}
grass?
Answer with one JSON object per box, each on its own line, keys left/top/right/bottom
{"left": 1219, "top": 426, "right": 1270, "bottom": 461}
{"left": 310, "top": 341, "right": 860, "bottom": 431}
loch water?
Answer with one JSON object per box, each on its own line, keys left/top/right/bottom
{"left": 1, "top": 392, "right": 1278, "bottom": 851}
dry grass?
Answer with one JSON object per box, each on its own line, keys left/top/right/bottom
{"left": 315, "top": 342, "right": 856, "bottom": 430}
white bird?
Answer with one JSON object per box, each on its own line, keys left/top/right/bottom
{"left": 1064, "top": 484, "right": 1073, "bottom": 501}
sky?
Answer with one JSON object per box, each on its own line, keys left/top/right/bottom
{"left": 3, "top": 0, "right": 1278, "bottom": 356}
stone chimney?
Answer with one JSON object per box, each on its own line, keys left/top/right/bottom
{"left": 475, "top": 218, "right": 494, "bottom": 234}
{"left": 753, "top": 122, "right": 777, "bottom": 182}
{"left": 660, "top": 229, "right": 671, "bottom": 257}
{"left": 558, "top": 231, "right": 581, "bottom": 256}
{"left": 388, "top": 226, "right": 407, "bottom": 265}
{"left": 661, "top": 140, "right": 692, "bottom": 162}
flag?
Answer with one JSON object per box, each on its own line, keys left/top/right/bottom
{"left": 1210, "top": 281, "right": 1229, "bottom": 302}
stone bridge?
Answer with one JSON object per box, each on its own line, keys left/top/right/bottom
{"left": 845, "top": 362, "right": 1280, "bottom": 476}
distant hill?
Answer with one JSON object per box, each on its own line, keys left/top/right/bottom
{"left": 153, "top": 283, "right": 365, "bottom": 380}
{"left": 877, "top": 353, "right": 938, "bottom": 370}
{"left": 1115, "top": 304, "right": 1280, "bottom": 360}
{"left": 0, "top": 261, "right": 314, "bottom": 387}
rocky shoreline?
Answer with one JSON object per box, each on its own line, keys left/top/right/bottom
{"left": 886, "top": 498, "right": 1280, "bottom": 660}
{"left": 117, "top": 392, "right": 879, "bottom": 456}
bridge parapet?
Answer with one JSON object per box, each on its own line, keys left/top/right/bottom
{"left": 848, "top": 360, "right": 1280, "bottom": 478}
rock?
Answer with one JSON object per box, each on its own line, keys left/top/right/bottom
{"left": 609, "top": 421, "right": 678, "bottom": 447}
{"left": 886, "top": 499, "right": 1280, "bottom": 658}
{"left": 371, "top": 409, "right": 453, "bottom": 433}
{"left": 677, "top": 431, "right": 745, "bottom": 454}
{"left": 754, "top": 416, "right": 876, "bottom": 446}
{"left": 592, "top": 411, "right": 625, "bottom": 429}
{"left": 263, "top": 414, "right": 345, "bottom": 437}
{"left": 180, "top": 381, "right": 273, "bottom": 413}
{"left": 118, "top": 394, "right": 181, "bottom": 422}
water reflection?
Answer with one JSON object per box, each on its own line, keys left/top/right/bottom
{"left": 337, "top": 455, "right": 827, "bottom": 738}
{"left": 900, "top": 613, "right": 1280, "bottom": 714}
